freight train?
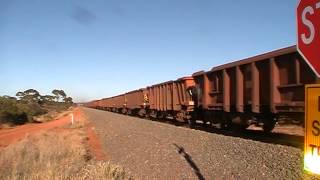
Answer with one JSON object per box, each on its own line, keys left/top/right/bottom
{"left": 85, "top": 46, "right": 318, "bottom": 132}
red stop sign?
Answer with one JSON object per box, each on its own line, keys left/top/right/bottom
{"left": 297, "top": 0, "right": 320, "bottom": 77}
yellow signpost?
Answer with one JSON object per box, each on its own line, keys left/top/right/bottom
{"left": 305, "top": 84, "right": 320, "bottom": 174}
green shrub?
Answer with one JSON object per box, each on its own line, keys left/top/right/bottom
{"left": 0, "top": 89, "right": 74, "bottom": 126}
{"left": 17, "top": 102, "right": 48, "bottom": 122}
{"left": 0, "top": 97, "right": 47, "bottom": 125}
{"left": 0, "top": 97, "right": 28, "bottom": 125}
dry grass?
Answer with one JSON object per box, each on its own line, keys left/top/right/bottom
{"left": 33, "top": 108, "right": 72, "bottom": 123}
{"left": 0, "top": 120, "right": 130, "bottom": 180}
{"left": 74, "top": 162, "right": 128, "bottom": 180}
{"left": 68, "top": 117, "right": 87, "bottom": 129}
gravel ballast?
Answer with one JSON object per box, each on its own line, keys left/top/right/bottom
{"left": 82, "top": 107, "right": 316, "bottom": 179}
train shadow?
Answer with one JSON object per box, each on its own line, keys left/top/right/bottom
{"left": 195, "top": 126, "right": 304, "bottom": 150}
{"left": 173, "top": 143, "right": 205, "bottom": 180}
{"left": 149, "top": 118, "right": 304, "bottom": 150}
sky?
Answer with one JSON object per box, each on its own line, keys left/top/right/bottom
{"left": 0, "top": 0, "right": 298, "bottom": 102}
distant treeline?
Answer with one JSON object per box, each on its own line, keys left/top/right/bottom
{"left": 0, "top": 89, "right": 73, "bottom": 126}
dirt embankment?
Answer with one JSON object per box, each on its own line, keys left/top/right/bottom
{"left": 86, "top": 123, "right": 107, "bottom": 161}
{"left": 0, "top": 108, "right": 106, "bottom": 160}
{"left": 0, "top": 109, "right": 76, "bottom": 148}
{"left": 0, "top": 107, "right": 129, "bottom": 180}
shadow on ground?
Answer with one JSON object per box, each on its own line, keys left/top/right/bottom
{"left": 173, "top": 143, "right": 205, "bottom": 180}
{"left": 146, "top": 117, "right": 304, "bottom": 150}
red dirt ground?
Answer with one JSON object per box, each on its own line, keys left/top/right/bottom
{"left": 76, "top": 108, "right": 106, "bottom": 160}
{"left": 0, "top": 113, "right": 73, "bottom": 148}
{"left": 0, "top": 107, "right": 106, "bottom": 161}
{"left": 85, "top": 123, "right": 107, "bottom": 161}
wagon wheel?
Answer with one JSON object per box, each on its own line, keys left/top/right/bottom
{"left": 188, "top": 119, "right": 195, "bottom": 128}
{"left": 236, "top": 124, "right": 250, "bottom": 131}
{"left": 262, "top": 119, "right": 276, "bottom": 133}
{"left": 144, "top": 110, "right": 150, "bottom": 119}
{"left": 187, "top": 111, "right": 198, "bottom": 128}
{"left": 202, "top": 111, "right": 212, "bottom": 127}
{"left": 224, "top": 115, "right": 249, "bottom": 131}
{"left": 149, "top": 110, "right": 157, "bottom": 121}
{"left": 220, "top": 113, "right": 233, "bottom": 130}
{"left": 262, "top": 115, "right": 276, "bottom": 133}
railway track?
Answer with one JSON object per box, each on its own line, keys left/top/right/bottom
{"left": 152, "top": 119, "right": 304, "bottom": 149}
{"left": 97, "top": 108, "right": 304, "bottom": 149}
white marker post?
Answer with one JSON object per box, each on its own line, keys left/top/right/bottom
{"left": 70, "top": 113, "right": 74, "bottom": 125}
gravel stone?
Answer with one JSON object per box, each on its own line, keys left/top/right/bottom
{"left": 82, "top": 107, "right": 319, "bottom": 180}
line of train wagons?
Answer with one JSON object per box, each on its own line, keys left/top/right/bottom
{"left": 85, "top": 46, "right": 318, "bottom": 132}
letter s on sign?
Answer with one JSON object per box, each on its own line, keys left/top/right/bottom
{"left": 301, "top": 6, "right": 315, "bottom": 45}
{"left": 312, "top": 120, "right": 320, "bottom": 136}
